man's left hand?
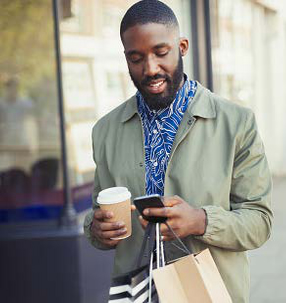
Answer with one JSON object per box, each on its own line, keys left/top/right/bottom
{"left": 138, "top": 195, "right": 206, "bottom": 241}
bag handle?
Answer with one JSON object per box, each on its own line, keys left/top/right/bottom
{"left": 136, "top": 223, "right": 156, "bottom": 268}
{"left": 164, "top": 222, "right": 192, "bottom": 255}
{"left": 136, "top": 221, "right": 193, "bottom": 268}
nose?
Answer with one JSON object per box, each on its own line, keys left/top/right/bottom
{"left": 143, "top": 55, "right": 160, "bottom": 77}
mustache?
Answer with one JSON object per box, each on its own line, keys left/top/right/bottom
{"left": 141, "top": 74, "right": 170, "bottom": 86}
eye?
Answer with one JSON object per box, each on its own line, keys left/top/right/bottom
{"left": 128, "top": 55, "right": 143, "bottom": 64}
{"left": 156, "top": 51, "right": 168, "bottom": 57}
{"left": 130, "top": 58, "right": 143, "bottom": 64}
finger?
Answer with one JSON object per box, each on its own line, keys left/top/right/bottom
{"left": 138, "top": 215, "right": 149, "bottom": 229}
{"left": 160, "top": 221, "right": 180, "bottom": 239}
{"left": 97, "top": 228, "right": 128, "bottom": 240}
{"left": 161, "top": 235, "right": 174, "bottom": 242}
{"left": 95, "top": 221, "right": 125, "bottom": 231}
{"left": 160, "top": 222, "right": 171, "bottom": 234}
{"left": 131, "top": 205, "right": 136, "bottom": 211}
{"left": 143, "top": 206, "right": 172, "bottom": 218}
{"left": 93, "top": 209, "right": 113, "bottom": 220}
{"left": 160, "top": 226, "right": 174, "bottom": 238}
{"left": 162, "top": 196, "right": 182, "bottom": 207}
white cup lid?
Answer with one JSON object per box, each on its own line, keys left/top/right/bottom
{"left": 97, "top": 187, "right": 131, "bottom": 204}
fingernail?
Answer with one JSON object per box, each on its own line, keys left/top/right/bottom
{"left": 117, "top": 221, "right": 124, "bottom": 228}
{"left": 121, "top": 228, "right": 127, "bottom": 233}
{"left": 143, "top": 209, "right": 149, "bottom": 215}
{"left": 107, "top": 212, "right": 113, "bottom": 218}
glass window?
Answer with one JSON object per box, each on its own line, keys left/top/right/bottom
{"left": 210, "top": 0, "right": 255, "bottom": 106}
{"left": 210, "top": 0, "right": 286, "bottom": 174}
{"left": 0, "top": 0, "right": 63, "bottom": 222}
{"left": 59, "top": 0, "right": 193, "bottom": 211}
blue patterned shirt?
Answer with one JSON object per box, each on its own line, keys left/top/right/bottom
{"left": 137, "top": 77, "right": 197, "bottom": 196}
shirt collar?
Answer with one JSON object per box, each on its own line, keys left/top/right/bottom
{"left": 120, "top": 81, "right": 216, "bottom": 123}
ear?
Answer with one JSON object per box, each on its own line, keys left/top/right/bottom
{"left": 179, "top": 37, "right": 189, "bottom": 57}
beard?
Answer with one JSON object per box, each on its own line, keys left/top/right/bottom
{"left": 130, "top": 53, "right": 184, "bottom": 111}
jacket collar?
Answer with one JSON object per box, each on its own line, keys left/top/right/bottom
{"left": 120, "top": 81, "right": 216, "bottom": 123}
{"left": 120, "top": 95, "right": 138, "bottom": 123}
{"left": 187, "top": 82, "right": 216, "bottom": 119}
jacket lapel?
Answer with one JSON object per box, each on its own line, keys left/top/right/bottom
{"left": 170, "top": 82, "right": 217, "bottom": 159}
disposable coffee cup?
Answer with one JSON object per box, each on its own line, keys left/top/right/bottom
{"left": 97, "top": 187, "right": 132, "bottom": 240}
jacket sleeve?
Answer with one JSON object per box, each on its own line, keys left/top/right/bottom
{"left": 83, "top": 126, "right": 113, "bottom": 250}
{"left": 196, "top": 111, "right": 273, "bottom": 251}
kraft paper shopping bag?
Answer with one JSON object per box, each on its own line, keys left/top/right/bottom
{"left": 153, "top": 249, "right": 232, "bottom": 303}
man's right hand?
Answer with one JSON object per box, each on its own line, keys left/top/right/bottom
{"left": 90, "top": 208, "right": 127, "bottom": 248}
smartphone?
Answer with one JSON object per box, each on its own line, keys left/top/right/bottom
{"left": 133, "top": 194, "right": 167, "bottom": 223}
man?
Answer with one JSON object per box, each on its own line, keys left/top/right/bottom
{"left": 84, "top": 1, "right": 273, "bottom": 302}
{"left": 0, "top": 78, "right": 34, "bottom": 148}
{"left": 0, "top": 78, "right": 36, "bottom": 170}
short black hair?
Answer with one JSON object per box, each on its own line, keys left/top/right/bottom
{"left": 120, "top": 1, "right": 179, "bottom": 39}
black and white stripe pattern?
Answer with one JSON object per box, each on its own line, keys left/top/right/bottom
{"left": 109, "top": 265, "right": 158, "bottom": 302}
{"left": 109, "top": 223, "right": 165, "bottom": 303}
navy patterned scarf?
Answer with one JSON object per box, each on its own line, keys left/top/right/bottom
{"left": 137, "top": 77, "right": 197, "bottom": 195}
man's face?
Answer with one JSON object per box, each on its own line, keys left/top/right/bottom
{"left": 122, "top": 23, "right": 188, "bottom": 110}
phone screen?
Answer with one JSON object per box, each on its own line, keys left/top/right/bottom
{"left": 134, "top": 195, "right": 167, "bottom": 223}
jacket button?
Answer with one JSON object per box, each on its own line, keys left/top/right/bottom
{"left": 188, "top": 119, "right": 193, "bottom": 125}
{"left": 139, "top": 162, "right": 144, "bottom": 167}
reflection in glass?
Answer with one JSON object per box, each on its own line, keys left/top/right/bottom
{"left": 0, "top": 0, "right": 63, "bottom": 222}
{"left": 210, "top": 0, "right": 286, "bottom": 174}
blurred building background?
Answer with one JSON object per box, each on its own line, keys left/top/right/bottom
{"left": 0, "top": 0, "right": 285, "bottom": 302}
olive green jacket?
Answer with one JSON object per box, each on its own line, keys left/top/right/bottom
{"left": 84, "top": 82, "right": 273, "bottom": 303}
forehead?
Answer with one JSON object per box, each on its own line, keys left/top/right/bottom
{"left": 122, "top": 23, "right": 178, "bottom": 51}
